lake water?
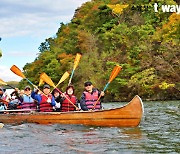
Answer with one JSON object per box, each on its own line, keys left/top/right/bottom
{"left": 0, "top": 100, "right": 179, "bottom": 153}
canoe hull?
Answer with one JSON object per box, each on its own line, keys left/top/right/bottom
{"left": 0, "top": 95, "right": 144, "bottom": 127}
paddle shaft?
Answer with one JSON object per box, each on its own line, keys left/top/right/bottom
{"left": 50, "top": 80, "right": 66, "bottom": 94}
{"left": 6, "top": 85, "right": 15, "bottom": 89}
{"left": 68, "top": 69, "right": 75, "bottom": 86}
{"left": 50, "top": 72, "right": 70, "bottom": 93}
{"left": 93, "top": 65, "right": 122, "bottom": 109}
{"left": 50, "top": 79, "right": 65, "bottom": 93}
{"left": 0, "top": 99, "right": 9, "bottom": 106}
{"left": 68, "top": 53, "right": 81, "bottom": 86}
{"left": 54, "top": 88, "right": 79, "bottom": 110}
{"left": 25, "top": 78, "right": 49, "bottom": 98}
{"left": 92, "top": 82, "right": 109, "bottom": 109}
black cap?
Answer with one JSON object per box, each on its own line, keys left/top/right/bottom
{"left": 24, "top": 86, "right": 31, "bottom": 90}
{"left": 43, "top": 84, "right": 50, "bottom": 89}
{"left": 84, "top": 81, "right": 92, "bottom": 87}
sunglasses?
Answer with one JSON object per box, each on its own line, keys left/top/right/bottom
{"left": 85, "top": 84, "right": 92, "bottom": 87}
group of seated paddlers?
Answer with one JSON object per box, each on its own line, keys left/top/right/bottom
{"left": 0, "top": 81, "right": 105, "bottom": 113}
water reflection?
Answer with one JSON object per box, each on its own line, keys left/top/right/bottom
{"left": 0, "top": 101, "right": 179, "bottom": 153}
{"left": 120, "top": 127, "right": 143, "bottom": 140}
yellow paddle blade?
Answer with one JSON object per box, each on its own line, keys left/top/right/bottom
{"left": 38, "top": 78, "right": 44, "bottom": 87}
{"left": 57, "top": 71, "right": 69, "bottom": 86}
{"left": 10, "top": 65, "right": 26, "bottom": 79}
{"left": 0, "top": 78, "right": 7, "bottom": 85}
{"left": 73, "top": 53, "right": 82, "bottom": 70}
{"left": 40, "top": 72, "right": 55, "bottom": 88}
{"left": 109, "top": 65, "right": 122, "bottom": 83}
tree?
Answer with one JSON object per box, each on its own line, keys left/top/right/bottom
{"left": 18, "top": 0, "right": 179, "bottom": 101}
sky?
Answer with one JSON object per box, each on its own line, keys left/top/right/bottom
{"left": 0, "top": 0, "right": 90, "bottom": 82}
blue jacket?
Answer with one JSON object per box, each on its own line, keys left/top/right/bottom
{"left": 22, "top": 94, "right": 34, "bottom": 103}
{"left": 31, "top": 91, "right": 55, "bottom": 106}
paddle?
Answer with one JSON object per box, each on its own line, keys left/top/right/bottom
{"left": 93, "top": 65, "right": 122, "bottom": 109}
{"left": 10, "top": 65, "right": 44, "bottom": 94}
{"left": 38, "top": 78, "right": 44, "bottom": 87}
{"left": 68, "top": 53, "right": 82, "bottom": 86}
{"left": 0, "top": 78, "right": 15, "bottom": 89}
{"left": 51, "top": 71, "right": 70, "bottom": 93}
{"left": 40, "top": 72, "right": 79, "bottom": 110}
{"left": 0, "top": 98, "right": 9, "bottom": 106}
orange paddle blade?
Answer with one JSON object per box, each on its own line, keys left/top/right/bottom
{"left": 10, "top": 65, "right": 26, "bottom": 79}
{"left": 57, "top": 71, "right": 69, "bottom": 86}
{"left": 40, "top": 72, "right": 55, "bottom": 88}
{"left": 0, "top": 79, "right": 7, "bottom": 85}
{"left": 109, "top": 65, "right": 122, "bottom": 83}
{"left": 73, "top": 53, "right": 82, "bottom": 70}
{"left": 38, "top": 78, "right": 44, "bottom": 86}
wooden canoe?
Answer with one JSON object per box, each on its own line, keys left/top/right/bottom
{"left": 0, "top": 95, "right": 144, "bottom": 127}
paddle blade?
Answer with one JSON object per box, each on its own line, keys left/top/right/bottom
{"left": 109, "top": 65, "right": 122, "bottom": 83}
{"left": 10, "top": 65, "right": 26, "bottom": 79}
{"left": 40, "top": 72, "right": 55, "bottom": 88}
{"left": 0, "top": 79, "right": 7, "bottom": 85}
{"left": 38, "top": 78, "right": 44, "bottom": 87}
{"left": 57, "top": 71, "right": 69, "bottom": 85}
{"left": 73, "top": 53, "right": 82, "bottom": 70}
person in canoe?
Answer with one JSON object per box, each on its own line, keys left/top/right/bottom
{"left": 8, "top": 88, "right": 21, "bottom": 110}
{"left": 80, "top": 81, "right": 104, "bottom": 111}
{"left": 19, "top": 86, "right": 37, "bottom": 110}
{"left": 59, "top": 85, "right": 79, "bottom": 112}
{"left": 52, "top": 88, "right": 61, "bottom": 112}
{"left": 0, "top": 87, "right": 7, "bottom": 111}
{"left": 31, "top": 84, "right": 56, "bottom": 112}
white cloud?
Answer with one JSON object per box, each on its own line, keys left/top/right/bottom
{"left": 6, "top": 51, "right": 37, "bottom": 57}
{"left": 0, "top": 65, "right": 22, "bottom": 81}
{"left": 0, "top": 0, "right": 90, "bottom": 81}
{"left": 0, "top": 0, "right": 90, "bottom": 38}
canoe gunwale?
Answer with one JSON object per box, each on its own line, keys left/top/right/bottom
{"left": 0, "top": 95, "right": 143, "bottom": 114}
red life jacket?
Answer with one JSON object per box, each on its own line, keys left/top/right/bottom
{"left": 61, "top": 94, "right": 76, "bottom": 112}
{"left": 39, "top": 94, "right": 53, "bottom": 112}
{"left": 84, "top": 90, "right": 101, "bottom": 110}
{"left": 21, "top": 101, "right": 37, "bottom": 110}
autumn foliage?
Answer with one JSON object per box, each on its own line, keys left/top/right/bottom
{"left": 19, "top": 0, "right": 180, "bottom": 101}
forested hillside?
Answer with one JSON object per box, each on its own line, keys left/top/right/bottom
{"left": 19, "top": 0, "right": 180, "bottom": 101}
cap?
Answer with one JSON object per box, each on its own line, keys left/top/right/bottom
{"left": 43, "top": 84, "right": 50, "bottom": 89}
{"left": 84, "top": 81, "right": 92, "bottom": 87}
{"left": 24, "top": 86, "right": 31, "bottom": 90}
